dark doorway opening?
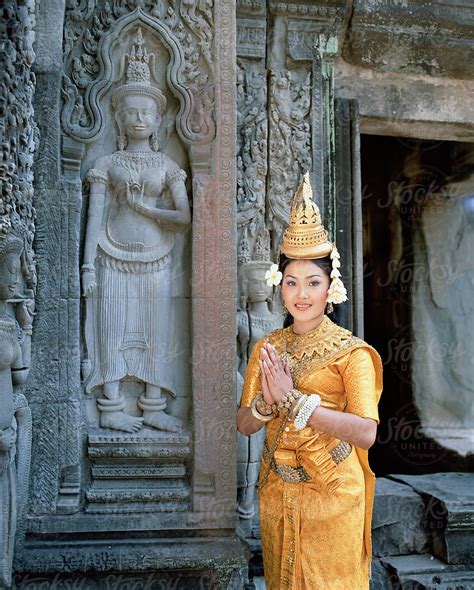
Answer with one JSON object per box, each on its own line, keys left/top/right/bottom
{"left": 360, "top": 135, "right": 474, "bottom": 477}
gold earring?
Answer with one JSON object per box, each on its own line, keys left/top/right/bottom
{"left": 326, "top": 302, "right": 334, "bottom": 314}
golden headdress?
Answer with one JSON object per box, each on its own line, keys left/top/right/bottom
{"left": 279, "top": 173, "right": 348, "bottom": 305}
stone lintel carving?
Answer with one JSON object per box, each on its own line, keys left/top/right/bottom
{"left": 61, "top": 136, "right": 85, "bottom": 177}
{"left": 237, "top": 19, "right": 266, "bottom": 58}
{"left": 287, "top": 23, "right": 339, "bottom": 61}
{"left": 86, "top": 429, "right": 191, "bottom": 512}
{"left": 269, "top": 1, "right": 343, "bottom": 20}
{"left": 14, "top": 536, "right": 247, "bottom": 579}
{"left": 343, "top": 0, "right": 474, "bottom": 79}
{"left": 237, "top": 0, "right": 266, "bottom": 17}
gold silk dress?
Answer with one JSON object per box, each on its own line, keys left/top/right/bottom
{"left": 239, "top": 316, "right": 383, "bottom": 590}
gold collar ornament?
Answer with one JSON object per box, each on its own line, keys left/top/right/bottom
{"left": 278, "top": 172, "right": 348, "bottom": 305}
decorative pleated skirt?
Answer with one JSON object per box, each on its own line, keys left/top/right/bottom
{"left": 85, "top": 249, "right": 176, "bottom": 393}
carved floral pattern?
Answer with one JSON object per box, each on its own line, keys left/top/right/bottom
{"left": 267, "top": 69, "right": 312, "bottom": 256}
{"left": 236, "top": 60, "right": 268, "bottom": 268}
{"left": 0, "top": 0, "right": 37, "bottom": 290}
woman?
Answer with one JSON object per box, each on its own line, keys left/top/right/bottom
{"left": 237, "top": 174, "right": 383, "bottom": 589}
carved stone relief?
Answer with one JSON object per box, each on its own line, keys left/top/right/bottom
{"left": 0, "top": 0, "right": 36, "bottom": 583}
{"left": 81, "top": 30, "right": 191, "bottom": 436}
{"left": 267, "top": 69, "right": 312, "bottom": 257}
{"left": 236, "top": 254, "right": 285, "bottom": 524}
{"left": 236, "top": 60, "right": 268, "bottom": 271}
{"left": 62, "top": 0, "right": 215, "bottom": 145}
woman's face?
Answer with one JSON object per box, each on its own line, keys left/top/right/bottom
{"left": 280, "top": 259, "right": 330, "bottom": 331}
{"left": 118, "top": 94, "right": 159, "bottom": 140}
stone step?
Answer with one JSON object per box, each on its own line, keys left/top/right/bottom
{"left": 372, "top": 477, "right": 429, "bottom": 557}
{"left": 380, "top": 554, "right": 474, "bottom": 590}
{"left": 388, "top": 472, "right": 474, "bottom": 565}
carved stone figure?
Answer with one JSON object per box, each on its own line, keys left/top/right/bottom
{"left": 237, "top": 259, "right": 284, "bottom": 520}
{"left": 82, "top": 30, "right": 191, "bottom": 434}
{"left": 412, "top": 179, "right": 474, "bottom": 456}
{"left": 0, "top": 234, "right": 33, "bottom": 587}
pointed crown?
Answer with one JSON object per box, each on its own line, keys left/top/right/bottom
{"left": 112, "top": 29, "right": 166, "bottom": 115}
{"left": 280, "top": 172, "right": 333, "bottom": 259}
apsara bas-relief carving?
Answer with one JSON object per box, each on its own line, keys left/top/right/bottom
{"left": 62, "top": 0, "right": 215, "bottom": 145}
{"left": 236, "top": 231, "right": 284, "bottom": 521}
{"left": 82, "top": 30, "right": 191, "bottom": 434}
{"left": 0, "top": 235, "right": 34, "bottom": 588}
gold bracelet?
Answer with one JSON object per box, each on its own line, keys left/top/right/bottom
{"left": 255, "top": 394, "right": 278, "bottom": 416}
{"left": 250, "top": 396, "right": 274, "bottom": 422}
{"left": 277, "top": 388, "right": 303, "bottom": 415}
{"left": 290, "top": 394, "right": 308, "bottom": 420}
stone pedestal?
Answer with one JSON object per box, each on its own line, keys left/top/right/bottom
{"left": 86, "top": 430, "right": 191, "bottom": 513}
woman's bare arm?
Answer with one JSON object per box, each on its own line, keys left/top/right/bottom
{"left": 307, "top": 406, "right": 377, "bottom": 450}
{"left": 236, "top": 407, "right": 266, "bottom": 436}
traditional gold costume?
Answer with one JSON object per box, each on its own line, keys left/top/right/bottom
{"left": 240, "top": 173, "right": 383, "bottom": 589}
{"left": 240, "top": 316, "right": 382, "bottom": 589}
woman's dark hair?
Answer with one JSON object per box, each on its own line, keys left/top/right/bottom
{"left": 278, "top": 253, "right": 333, "bottom": 328}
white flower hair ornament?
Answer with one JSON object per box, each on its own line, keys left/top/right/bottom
{"left": 265, "top": 263, "right": 283, "bottom": 287}
{"left": 326, "top": 245, "right": 348, "bottom": 304}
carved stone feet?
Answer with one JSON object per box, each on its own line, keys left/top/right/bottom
{"left": 98, "top": 395, "right": 182, "bottom": 433}
{"left": 97, "top": 397, "right": 144, "bottom": 433}
{"left": 138, "top": 395, "right": 182, "bottom": 433}
{"left": 142, "top": 410, "right": 182, "bottom": 433}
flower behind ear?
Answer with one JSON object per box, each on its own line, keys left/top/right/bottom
{"left": 265, "top": 264, "right": 282, "bottom": 286}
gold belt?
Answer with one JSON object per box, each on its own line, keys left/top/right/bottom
{"left": 263, "top": 440, "right": 353, "bottom": 484}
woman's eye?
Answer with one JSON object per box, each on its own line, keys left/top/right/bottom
{"left": 286, "top": 281, "right": 296, "bottom": 287}
{"left": 309, "top": 281, "right": 320, "bottom": 287}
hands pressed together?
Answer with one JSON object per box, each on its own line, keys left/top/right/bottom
{"left": 259, "top": 342, "right": 293, "bottom": 406}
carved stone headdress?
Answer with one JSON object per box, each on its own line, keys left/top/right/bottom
{"left": 279, "top": 173, "right": 348, "bottom": 305}
{"left": 112, "top": 28, "right": 166, "bottom": 115}
{"left": 0, "top": 233, "right": 24, "bottom": 258}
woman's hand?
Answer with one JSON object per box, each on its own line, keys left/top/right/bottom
{"left": 259, "top": 343, "right": 293, "bottom": 404}
{"left": 126, "top": 181, "right": 148, "bottom": 214}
